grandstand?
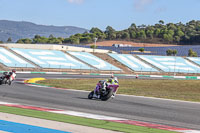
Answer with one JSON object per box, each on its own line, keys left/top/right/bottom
{"left": 0, "top": 47, "right": 34, "bottom": 68}
{"left": 0, "top": 43, "right": 200, "bottom": 75}
{"left": 137, "top": 55, "right": 200, "bottom": 73}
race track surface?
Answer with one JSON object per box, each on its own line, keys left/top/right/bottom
{"left": 0, "top": 73, "right": 200, "bottom": 130}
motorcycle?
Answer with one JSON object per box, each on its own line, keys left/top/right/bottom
{"left": 0, "top": 72, "right": 13, "bottom": 85}
{"left": 88, "top": 80, "right": 119, "bottom": 101}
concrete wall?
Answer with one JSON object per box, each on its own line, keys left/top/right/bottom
{"left": 0, "top": 43, "right": 115, "bottom": 53}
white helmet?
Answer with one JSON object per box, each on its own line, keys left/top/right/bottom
{"left": 114, "top": 77, "right": 118, "bottom": 83}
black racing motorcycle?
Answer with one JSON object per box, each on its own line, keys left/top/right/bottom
{"left": 0, "top": 72, "right": 12, "bottom": 85}
{"left": 88, "top": 80, "right": 119, "bottom": 101}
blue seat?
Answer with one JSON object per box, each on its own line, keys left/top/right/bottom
{"left": 108, "top": 53, "right": 158, "bottom": 72}
{"left": 11, "top": 48, "right": 91, "bottom": 69}
{"left": 68, "top": 51, "right": 121, "bottom": 71}
{"left": 138, "top": 55, "right": 200, "bottom": 73}
{"left": 0, "top": 47, "right": 34, "bottom": 68}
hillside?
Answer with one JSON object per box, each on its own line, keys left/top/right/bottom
{"left": 0, "top": 20, "right": 87, "bottom": 42}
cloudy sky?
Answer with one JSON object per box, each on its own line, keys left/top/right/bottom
{"left": 0, "top": 0, "right": 199, "bottom": 30}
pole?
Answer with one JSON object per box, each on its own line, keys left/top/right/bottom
{"left": 94, "top": 37, "right": 98, "bottom": 53}
{"left": 94, "top": 37, "right": 97, "bottom": 48}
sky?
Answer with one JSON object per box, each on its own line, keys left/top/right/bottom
{"left": 0, "top": 0, "right": 199, "bottom": 30}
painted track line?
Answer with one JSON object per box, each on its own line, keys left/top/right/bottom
{"left": 0, "top": 101, "right": 199, "bottom": 133}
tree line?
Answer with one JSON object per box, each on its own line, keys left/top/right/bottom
{"left": 2, "top": 20, "right": 199, "bottom": 45}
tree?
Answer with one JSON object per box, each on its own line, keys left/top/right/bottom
{"left": 7, "top": 37, "right": 12, "bottom": 43}
{"left": 121, "top": 31, "right": 130, "bottom": 40}
{"left": 32, "top": 36, "right": 48, "bottom": 44}
{"left": 49, "top": 34, "right": 54, "bottom": 38}
{"left": 16, "top": 38, "right": 32, "bottom": 44}
{"left": 90, "top": 45, "right": 97, "bottom": 49}
{"left": 90, "top": 27, "right": 103, "bottom": 33}
{"left": 129, "top": 23, "right": 137, "bottom": 30}
{"left": 166, "top": 49, "right": 177, "bottom": 56}
{"left": 63, "top": 38, "right": 71, "bottom": 44}
{"left": 80, "top": 36, "right": 92, "bottom": 44}
{"left": 172, "top": 49, "right": 177, "bottom": 55}
{"left": 154, "top": 28, "right": 161, "bottom": 37}
{"left": 146, "top": 29, "right": 154, "bottom": 39}
{"left": 137, "top": 30, "right": 146, "bottom": 39}
{"left": 105, "top": 26, "right": 116, "bottom": 40}
{"left": 105, "top": 26, "right": 115, "bottom": 34}
{"left": 174, "top": 36, "right": 181, "bottom": 42}
{"left": 69, "top": 36, "right": 80, "bottom": 44}
{"left": 175, "top": 29, "right": 184, "bottom": 37}
{"left": 163, "top": 34, "right": 173, "bottom": 43}
{"left": 16, "top": 39, "right": 24, "bottom": 44}
{"left": 159, "top": 20, "right": 164, "bottom": 25}
{"left": 166, "top": 49, "right": 173, "bottom": 56}
{"left": 139, "top": 48, "right": 144, "bottom": 52}
{"left": 130, "top": 31, "right": 137, "bottom": 39}
{"left": 188, "top": 49, "right": 197, "bottom": 57}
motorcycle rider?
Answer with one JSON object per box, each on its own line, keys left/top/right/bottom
{"left": 106, "top": 76, "right": 118, "bottom": 98}
{"left": 7, "top": 69, "right": 16, "bottom": 85}
{"left": 93, "top": 75, "right": 118, "bottom": 98}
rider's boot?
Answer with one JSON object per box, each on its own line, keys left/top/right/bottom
{"left": 93, "top": 93, "right": 100, "bottom": 98}
{"left": 8, "top": 80, "right": 11, "bottom": 85}
{"left": 111, "top": 92, "right": 116, "bottom": 98}
{"left": 93, "top": 91, "right": 100, "bottom": 98}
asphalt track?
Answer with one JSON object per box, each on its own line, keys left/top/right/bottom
{"left": 0, "top": 73, "right": 200, "bottom": 130}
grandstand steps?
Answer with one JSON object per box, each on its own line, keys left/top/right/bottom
{"left": 184, "top": 57, "right": 200, "bottom": 67}
{"left": 4, "top": 47, "right": 42, "bottom": 70}
{"left": 63, "top": 51, "right": 98, "bottom": 71}
{"left": 134, "top": 55, "right": 164, "bottom": 72}
{"left": 92, "top": 53, "right": 134, "bottom": 74}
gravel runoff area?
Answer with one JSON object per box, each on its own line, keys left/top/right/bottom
{"left": 0, "top": 112, "right": 122, "bottom": 133}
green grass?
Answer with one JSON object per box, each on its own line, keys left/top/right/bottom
{"left": 0, "top": 106, "right": 176, "bottom": 133}
{"left": 37, "top": 78, "right": 200, "bottom": 102}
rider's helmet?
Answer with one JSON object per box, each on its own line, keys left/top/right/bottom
{"left": 114, "top": 77, "right": 118, "bottom": 83}
{"left": 108, "top": 74, "right": 114, "bottom": 82}
{"left": 12, "top": 69, "right": 16, "bottom": 73}
{"left": 108, "top": 78, "right": 112, "bottom": 83}
{"left": 110, "top": 74, "right": 114, "bottom": 79}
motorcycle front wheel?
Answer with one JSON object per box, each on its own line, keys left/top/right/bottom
{"left": 88, "top": 91, "right": 94, "bottom": 99}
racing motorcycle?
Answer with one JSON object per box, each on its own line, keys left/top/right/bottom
{"left": 0, "top": 71, "right": 15, "bottom": 85}
{"left": 88, "top": 80, "right": 119, "bottom": 101}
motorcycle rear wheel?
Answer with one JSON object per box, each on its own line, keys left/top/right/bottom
{"left": 101, "top": 89, "right": 114, "bottom": 101}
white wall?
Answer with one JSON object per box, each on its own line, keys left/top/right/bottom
{"left": 0, "top": 43, "right": 116, "bottom": 53}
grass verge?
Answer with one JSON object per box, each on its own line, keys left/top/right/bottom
{"left": 37, "top": 78, "right": 200, "bottom": 102}
{"left": 0, "top": 106, "right": 176, "bottom": 133}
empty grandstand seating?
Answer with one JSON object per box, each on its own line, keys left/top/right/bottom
{"left": 137, "top": 55, "right": 200, "bottom": 73}
{"left": 108, "top": 53, "right": 158, "bottom": 72}
{"left": 0, "top": 47, "right": 34, "bottom": 67}
{"left": 186, "top": 57, "right": 200, "bottom": 65}
{"left": 11, "top": 48, "right": 91, "bottom": 69}
{"left": 0, "top": 45, "right": 198, "bottom": 74}
{"left": 66, "top": 44, "right": 200, "bottom": 57}
{"left": 68, "top": 51, "right": 121, "bottom": 71}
